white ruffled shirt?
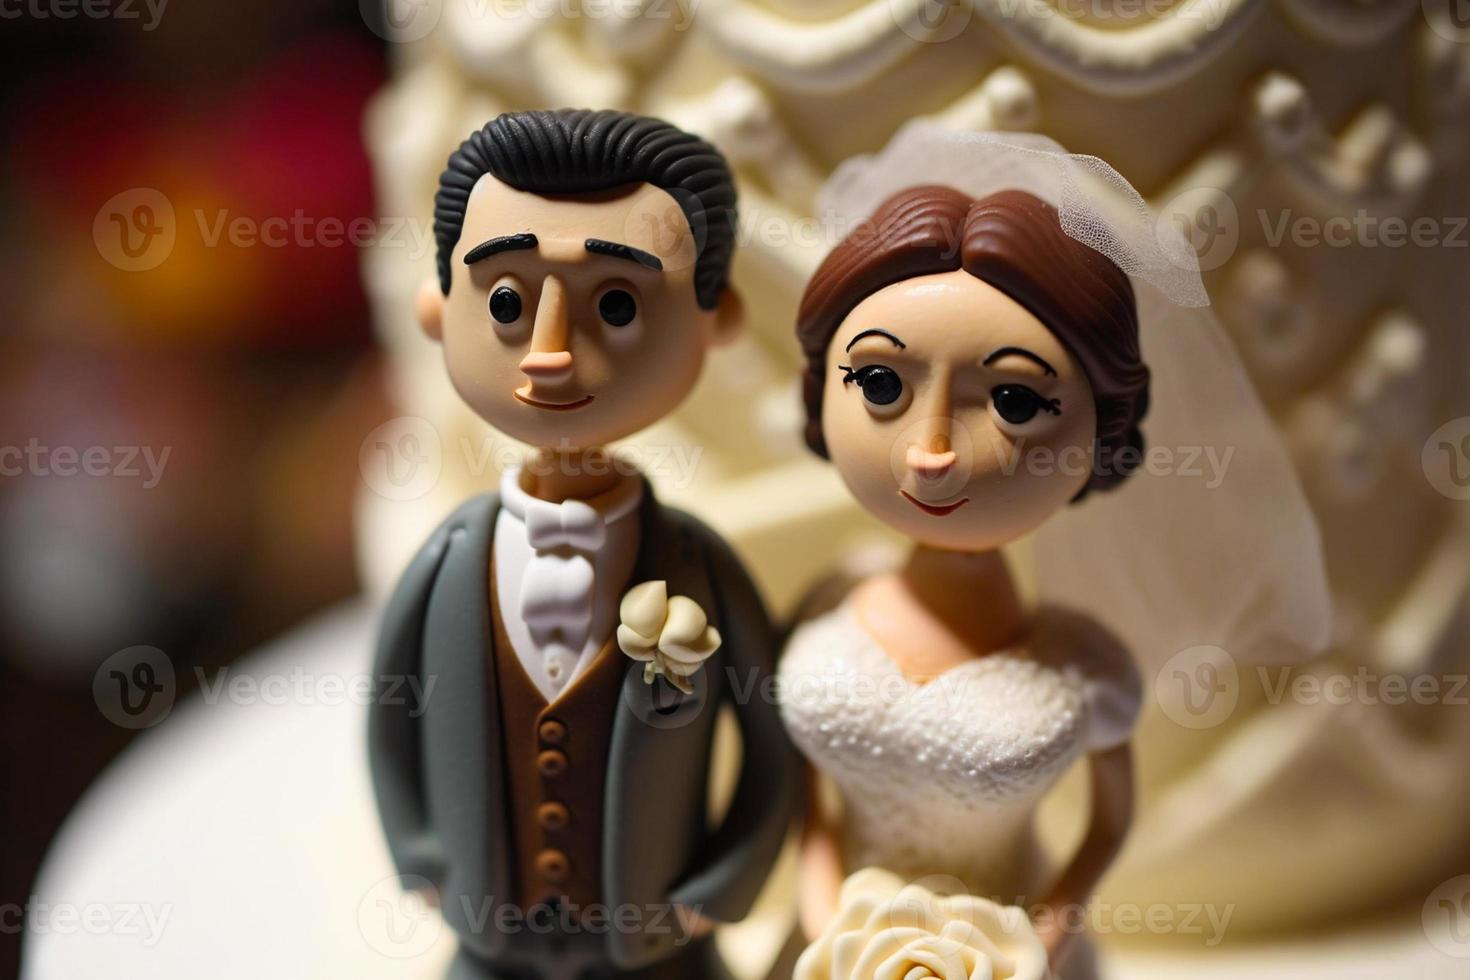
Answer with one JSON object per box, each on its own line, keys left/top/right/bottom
{"left": 494, "top": 464, "right": 642, "bottom": 702}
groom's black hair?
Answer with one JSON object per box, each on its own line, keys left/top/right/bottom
{"left": 433, "top": 108, "right": 737, "bottom": 310}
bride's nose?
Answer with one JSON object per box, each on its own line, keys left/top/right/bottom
{"left": 908, "top": 379, "right": 958, "bottom": 478}
{"left": 906, "top": 437, "right": 957, "bottom": 478}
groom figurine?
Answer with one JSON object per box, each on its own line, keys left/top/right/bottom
{"left": 369, "top": 109, "right": 798, "bottom": 979}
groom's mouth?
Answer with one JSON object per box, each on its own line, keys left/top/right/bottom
{"left": 514, "top": 391, "right": 595, "bottom": 411}
{"left": 899, "top": 490, "right": 969, "bottom": 517}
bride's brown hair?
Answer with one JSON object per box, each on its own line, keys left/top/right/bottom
{"left": 796, "top": 186, "right": 1150, "bottom": 495}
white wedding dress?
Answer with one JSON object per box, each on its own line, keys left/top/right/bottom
{"left": 779, "top": 599, "right": 1142, "bottom": 921}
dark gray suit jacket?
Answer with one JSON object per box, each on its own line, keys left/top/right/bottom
{"left": 368, "top": 486, "right": 799, "bottom": 969}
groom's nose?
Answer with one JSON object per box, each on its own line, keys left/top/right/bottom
{"left": 519, "top": 275, "right": 573, "bottom": 383}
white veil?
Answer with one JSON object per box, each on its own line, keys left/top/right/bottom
{"left": 818, "top": 124, "right": 1332, "bottom": 670}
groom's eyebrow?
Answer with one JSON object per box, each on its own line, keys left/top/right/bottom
{"left": 585, "top": 238, "right": 663, "bottom": 271}
{"left": 464, "top": 233, "right": 539, "bottom": 265}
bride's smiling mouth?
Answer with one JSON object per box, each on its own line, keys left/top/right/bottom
{"left": 513, "top": 391, "right": 595, "bottom": 411}
{"left": 899, "top": 490, "right": 969, "bottom": 516}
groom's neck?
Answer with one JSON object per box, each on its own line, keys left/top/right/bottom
{"left": 521, "top": 446, "right": 626, "bottom": 503}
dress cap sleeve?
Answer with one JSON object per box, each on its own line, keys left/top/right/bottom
{"left": 1030, "top": 606, "right": 1142, "bottom": 753}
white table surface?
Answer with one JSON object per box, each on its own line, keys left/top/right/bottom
{"left": 25, "top": 603, "right": 1469, "bottom": 979}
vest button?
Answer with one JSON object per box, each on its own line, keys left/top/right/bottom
{"left": 538, "top": 718, "right": 567, "bottom": 745}
{"left": 536, "top": 849, "right": 570, "bottom": 883}
{"left": 537, "top": 801, "right": 570, "bottom": 830}
{"left": 537, "top": 749, "right": 568, "bottom": 777}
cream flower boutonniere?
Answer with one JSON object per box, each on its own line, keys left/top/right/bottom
{"left": 616, "top": 580, "right": 721, "bottom": 694}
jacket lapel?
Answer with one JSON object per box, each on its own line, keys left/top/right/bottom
{"left": 618, "top": 480, "right": 717, "bottom": 720}
{"left": 602, "top": 483, "right": 723, "bottom": 967}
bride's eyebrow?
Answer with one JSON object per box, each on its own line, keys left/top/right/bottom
{"left": 983, "top": 346, "right": 1057, "bottom": 376}
{"left": 844, "top": 328, "right": 906, "bottom": 352}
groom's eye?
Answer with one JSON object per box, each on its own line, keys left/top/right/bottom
{"left": 598, "top": 289, "right": 637, "bottom": 327}
{"left": 489, "top": 286, "right": 523, "bottom": 325}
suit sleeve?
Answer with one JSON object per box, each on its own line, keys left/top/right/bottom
{"left": 367, "top": 515, "right": 454, "bottom": 887}
{"left": 667, "top": 528, "right": 803, "bottom": 922}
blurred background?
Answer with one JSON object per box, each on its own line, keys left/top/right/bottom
{"left": 4, "top": 1, "right": 1470, "bottom": 978}
{"left": 0, "top": 6, "right": 392, "bottom": 976}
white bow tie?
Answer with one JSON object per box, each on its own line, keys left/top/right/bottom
{"left": 517, "top": 498, "right": 606, "bottom": 648}
{"left": 522, "top": 496, "right": 606, "bottom": 553}
{"left": 501, "top": 466, "right": 642, "bottom": 655}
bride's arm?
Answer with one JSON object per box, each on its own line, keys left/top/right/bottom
{"left": 797, "top": 764, "right": 846, "bottom": 939}
{"left": 1035, "top": 742, "right": 1135, "bottom": 966}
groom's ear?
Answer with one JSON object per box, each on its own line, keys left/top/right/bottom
{"left": 416, "top": 278, "right": 445, "bottom": 342}
{"left": 710, "top": 288, "right": 743, "bottom": 348}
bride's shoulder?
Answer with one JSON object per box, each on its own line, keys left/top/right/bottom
{"left": 781, "top": 594, "right": 864, "bottom": 657}
{"left": 1026, "top": 606, "right": 1143, "bottom": 752}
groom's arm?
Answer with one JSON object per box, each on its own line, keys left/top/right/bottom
{"left": 367, "top": 515, "right": 455, "bottom": 888}
{"left": 667, "top": 527, "right": 802, "bottom": 922}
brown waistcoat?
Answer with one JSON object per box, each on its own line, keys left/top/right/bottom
{"left": 489, "top": 561, "right": 627, "bottom": 917}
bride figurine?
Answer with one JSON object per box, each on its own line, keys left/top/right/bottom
{"left": 779, "top": 126, "right": 1332, "bottom": 978}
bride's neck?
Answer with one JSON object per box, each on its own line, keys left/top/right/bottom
{"left": 895, "top": 544, "right": 1026, "bottom": 656}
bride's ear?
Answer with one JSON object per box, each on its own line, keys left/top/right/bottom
{"left": 416, "top": 277, "right": 445, "bottom": 342}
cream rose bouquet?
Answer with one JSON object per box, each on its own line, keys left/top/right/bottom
{"left": 795, "top": 868, "right": 1049, "bottom": 980}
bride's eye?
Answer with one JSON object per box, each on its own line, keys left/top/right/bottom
{"left": 990, "top": 384, "right": 1061, "bottom": 425}
{"left": 841, "top": 364, "right": 907, "bottom": 411}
